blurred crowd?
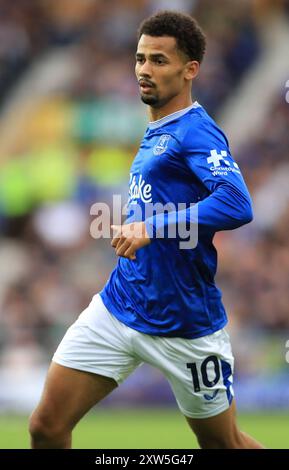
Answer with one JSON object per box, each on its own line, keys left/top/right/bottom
{"left": 0, "top": 0, "right": 289, "bottom": 380}
{"left": 218, "top": 95, "right": 289, "bottom": 333}
{"left": 0, "top": 0, "right": 264, "bottom": 111}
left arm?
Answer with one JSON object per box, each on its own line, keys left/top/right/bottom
{"left": 111, "top": 122, "right": 253, "bottom": 258}
{"left": 146, "top": 122, "right": 253, "bottom": 238}
{"left": 145, "top": 179, "right": 253, "bottom": 239}
{"left": 111, "top": 172, "right": 252, "bottom": 260}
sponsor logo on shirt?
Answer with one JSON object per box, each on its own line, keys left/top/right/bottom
{"left": 207, "top": 149, "right": 241, "bottom": 176}
{"left": 128, "top": 173, "right": 152, "bottom": 204}
{"left": 153, "top": 134, "right": 171, "bottom": 155}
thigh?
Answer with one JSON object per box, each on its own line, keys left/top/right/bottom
{"left": 35, "top": 294, "right": 143, "bottom": 430}
{"left": 33, "top": 362, "right": 117, "bottom": 431}
{"left": 166, "top": 329, "right": 234, "bottom": 419}
{"left": 185, "top": 399, "right": 239, "bottom": 448}
{"left": 135, "top": 328, "right": 234, "bottom": 420}
{"left": 53, "top": 294, "right": 143, "bottom": 385}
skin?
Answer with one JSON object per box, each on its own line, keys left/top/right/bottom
{"left": 110, "top": 35, "right": 264, "bottom": 449}
{"left": 135, "top": 34, "right": 199, "bottom": 121}
{"left": 111, "top": 34, "right": 199, "bottom": 260}
{"left": 30, "top": 34, "right": 264, "bottom": 449}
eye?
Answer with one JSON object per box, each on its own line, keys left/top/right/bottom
{"left": 154, "top": 58, "right": 166, "bottom": 65}
{"left": 136, "top": 57, "right": 145, "bottom": 64}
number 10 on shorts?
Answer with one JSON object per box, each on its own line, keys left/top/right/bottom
{"left": 187, "top": 355, "right": 221, "bottom": 392}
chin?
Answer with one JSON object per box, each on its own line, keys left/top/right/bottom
{"left": 140, "top": 95, "right": 159, "bottom": 106}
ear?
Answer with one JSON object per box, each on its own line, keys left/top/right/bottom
{"left": 184, "top": 61, "right": 199, "bottom": 81}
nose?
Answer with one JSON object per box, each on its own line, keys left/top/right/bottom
{"left": 137, "top": 60, "right": 152, "bottom": 77}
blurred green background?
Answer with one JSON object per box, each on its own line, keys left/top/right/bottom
{"left": 1, "top": 410, "right": 289, "bottom": 449}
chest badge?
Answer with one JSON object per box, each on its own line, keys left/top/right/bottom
{"left": 153, "top": 134, "right": 171, "bottom": 155}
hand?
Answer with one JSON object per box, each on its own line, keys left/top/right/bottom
{"left": 111, "top": 222, "right": 151, "bottom": 260}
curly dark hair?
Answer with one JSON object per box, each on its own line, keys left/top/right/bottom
{"left": 137, "top": 10, "right": 206, "bottom": 63}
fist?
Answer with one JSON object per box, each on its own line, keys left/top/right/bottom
{"left": 111, "top": 222, "right": 151, "bottom": 260}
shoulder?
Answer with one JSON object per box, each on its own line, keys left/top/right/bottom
{"left": 181, "top": 106, "right": 229, "bottom": 151}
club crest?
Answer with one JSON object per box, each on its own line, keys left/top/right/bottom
{"left": 153, "top": 134, "right": 171, "bottom": 155}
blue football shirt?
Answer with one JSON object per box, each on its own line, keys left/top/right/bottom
{"left": 100, "top": 103, "right": 253, "bottom": 339}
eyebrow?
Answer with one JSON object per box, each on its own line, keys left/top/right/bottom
{"left": 135, "top": 52, "right": 169, "bottom": 60}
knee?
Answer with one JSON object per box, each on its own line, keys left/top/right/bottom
{"left": 29, "top": 412, "right": 53, "bottom": 442}
{"left": 29, "top": 411, "right": 67, "bottom": 445}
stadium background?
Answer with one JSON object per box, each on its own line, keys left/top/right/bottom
{"left": 0, "top": 0, "right": 289, "bottom": 448}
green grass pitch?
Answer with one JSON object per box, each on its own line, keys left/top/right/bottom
{"left": 0, "top": 409, "right": 288, "bottom": 449}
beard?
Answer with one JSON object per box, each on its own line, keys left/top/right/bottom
{"left": 140, "top": 89, "right": 172, "bottom": 108}
{"left": 140, "top": 94, "right": 159, "bottom": 106}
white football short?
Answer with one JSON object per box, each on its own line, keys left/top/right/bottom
{"left": 53, "top": 294, "right": 234, "bottom": 419}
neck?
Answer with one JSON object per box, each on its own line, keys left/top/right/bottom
{"left": 148, "top": 93, "right": 193, "bottom": 121}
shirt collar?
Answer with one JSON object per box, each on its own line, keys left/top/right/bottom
{"left": 148, "top": 101, "right": 201, "bottom": 130}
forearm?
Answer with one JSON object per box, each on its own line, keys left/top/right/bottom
{"left": 145, "top": 184, "right": 253, "bottom": 239}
